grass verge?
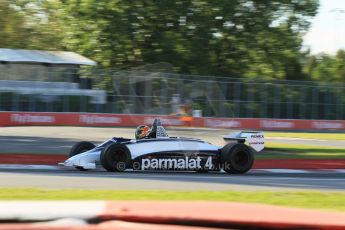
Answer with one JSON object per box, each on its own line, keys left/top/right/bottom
{"left": 265, "top": 132, "right": 345, "bottom": 141}
{"left": 1, "top": 188, "right": 345, "bottom": 212}
{"left": 257, "top": 142, "right": 345, "bottom": 159}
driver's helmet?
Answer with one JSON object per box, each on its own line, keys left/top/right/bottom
{"left": 135, "top": 125, "right": 150, "bottom": 139}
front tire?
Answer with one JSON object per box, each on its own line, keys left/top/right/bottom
{"left": 69, "top": 141, "right": 95, "bottom": 157}
{"left": 100, "top": 143, "right": 131, "bottom": 172}
{"left": 221, "top": 143, "right": 254, "bottom": 174}
{"left": 69, "top": 141, "right": 95, "bottom": 171}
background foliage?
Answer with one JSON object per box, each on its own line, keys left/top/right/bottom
{"left": 1, "top": 0, "right": 344, "bottom": 83}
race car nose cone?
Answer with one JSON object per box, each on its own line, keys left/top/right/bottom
{"left": 62, "top": 159, "right": 73, "bottom": 167}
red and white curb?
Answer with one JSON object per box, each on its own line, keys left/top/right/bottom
{"left": 0, "top": 164, "right": 344, "bottom": 173}
{"left": 254, "top": 169, "right": 345, "bottom": 173}
{"left": 1, "top": 201, "right": 345, "bottom": 229}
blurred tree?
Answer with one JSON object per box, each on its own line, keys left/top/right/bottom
{"left": 0, "top": 0, "right": 27, "bottom": 48}
{"left": 304, "top": 49, "right": 345, "bottom": 83}
{"left": 1, "top": 0, "right": 319, "bottom": 81}
{"left": 0, "top": 0, "right": 63, "bottom": 50}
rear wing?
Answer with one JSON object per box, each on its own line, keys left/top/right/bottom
{"left": 223, "top": 131, "right": 264, "bottom": 152}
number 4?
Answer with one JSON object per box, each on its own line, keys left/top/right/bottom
{"left": 205, "top": 157, "right": 213, "bottom": 169}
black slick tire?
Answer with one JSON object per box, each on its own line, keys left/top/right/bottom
{"left": 69, "top": 141, "right": 95, "bottom": 171}
{"left": 69, "top": 141, "right": 95, "bottom": 157}
{"left": 100, "top": 143, "right": 131, "bottom": 172}
{"left": 221, "top": 143, "right": 254, "bottom": 174}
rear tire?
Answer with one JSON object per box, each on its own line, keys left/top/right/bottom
{"left": 100, "top": 143, "right": 131, "bottom": 172}
{"left": 221, "top": 143, "right": 254, "bottom": 174}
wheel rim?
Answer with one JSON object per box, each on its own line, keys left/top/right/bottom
{"left": 111, "top": 149, "right": 127, "bottom": 163}
{"left": 233, "top": 150, "right": 249, "bottom": 168}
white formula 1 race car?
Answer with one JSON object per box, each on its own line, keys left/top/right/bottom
{"left": 59, "top": 119, "right": 264, "bottom": 174}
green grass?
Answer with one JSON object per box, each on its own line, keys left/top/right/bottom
{"left": 265, "top": 132, "right": 345, "bottom": 141}
{"left": 260, "top": 131, "right": 345, "bottom": 158}
{"left": 1, "top": 188, "right": 345, "bottom": 212}
{"left": 257, "top": 142, "right": 345, "bottom": 159}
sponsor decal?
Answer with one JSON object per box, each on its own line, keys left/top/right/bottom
{"left": 141, "top": 156, "right": 213, "bottom": 170}
{"left": 248, "top": 142, "right": 265, "bottom": 145}
{"left": 11, "top": 114, "right": 56, "bottom": 123}
{"left": 251, "top": 134, "right": 264, "bottom": 138}
{"left": 312, "top": 122, "right": 343, "bottom": 129}
{"left": 144, "top": 117, "right": 184, "bottom": 126}
{"left": 205, "top": 119, "right": 241, "bottom": 128}
{"left": 79, "top": 115, "right": 121, "bottom": 124}
{"left": 260, "top": 120, "right": 294, "bottom": 129}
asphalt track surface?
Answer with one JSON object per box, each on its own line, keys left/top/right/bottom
{"left": 0, "top": 126, "right": 344, "bottom": 191}
{"left": 0, "top": 167, "right": 344, "bottom": 191}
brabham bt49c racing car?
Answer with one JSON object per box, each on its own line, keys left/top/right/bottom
{"left": 59, "top": 119, "right": 264, "bottom": 174}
